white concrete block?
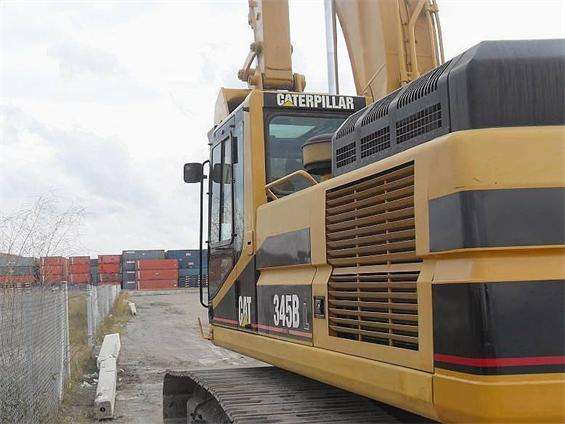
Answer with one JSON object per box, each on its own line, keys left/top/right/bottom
{"left": 97, "top": 333, "right": 121, "bottom": 369}
{"left": 128, "top": 302, "right": 137, "bottom": 316}
{"left": 94, "top": 357, "right": 117, "bottom": 420}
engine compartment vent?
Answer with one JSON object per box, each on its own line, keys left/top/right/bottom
{"left": 332, "top": 40, "right": 565, "bottom": 176}
{"left": 325, "top": 162, "right": 420, "bottom": 350}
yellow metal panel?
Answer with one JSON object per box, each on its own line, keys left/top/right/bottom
{"left": 257, "top": 266, "right": 316, "bottom": 286}
{"left": 430, "top": 249, "right": 565, "bottom": 284}
{"left": 434, "top": 369, "right": 565, "bottom": 423}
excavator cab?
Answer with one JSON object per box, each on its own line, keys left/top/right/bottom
{"left": 183, "top": 90, "right": 366, "bottom": 313}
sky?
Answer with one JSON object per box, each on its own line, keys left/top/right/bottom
{"left": 1, "top": 0, "right": 563, "bottom": 256}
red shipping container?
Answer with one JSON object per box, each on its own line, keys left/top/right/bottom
{"left": 136, "top": 269, "right": 178, "bottom": 280}
{"left": 40, "top": 256, "right": 66, "bottom": 266}
{"left": 98, "top": 255, "right": 121, "bottom": 264}
{"left": 41, "top": 265, "right": 64, "bottom": 274}
{"left": 69, "top": 256, "right": 90, "bottom": 264}
{"left": 41, "top": 275, "right": 65, "bottom": 284}
{"left": 136, "top": 259, "right": 178, "bottom": 270}
{"left": 138, "top": 279, "right": 177, "bottom": 290}
{"left": 0, "top": 275, "right": 36, "bottom": 284}
{"left": 69, "top": 263, "right": 89, "bottom": 273}
{"left": 99, "top": 263, "right": 120, "bottom": 273}
{"left": 99, "top": 273, "right": 122, "bottom": 282}
{"left": 68, "top": 273, "right": 89, "bottom": 284}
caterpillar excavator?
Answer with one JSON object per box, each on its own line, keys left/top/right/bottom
{"left": 165, "top": 0, "right": 565, "bottom": 422}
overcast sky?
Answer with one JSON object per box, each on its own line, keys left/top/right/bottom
{"left": 1, "top": 0, "right": 563, "bottom": 256}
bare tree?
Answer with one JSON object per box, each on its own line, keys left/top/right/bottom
{"left": 0, "top": 193, "right": 85, "bottom": 423}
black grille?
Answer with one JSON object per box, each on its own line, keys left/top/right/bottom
{"left": 335, "top": 109, "right": 364, "bottom": 139}
{"left": 397, "top": 60, "right": 451, "bottom": 108}
{"left": 360, "top": 127, "right": 390, "bottom": 158}
{"left": 335, "top": 142, "right": 356, "bottom": 168}
{"left": 361, "top": 91, "right": 398, "bottom": 126}
{"left": 396, "top": 103, "right": 442, "bottom": 144}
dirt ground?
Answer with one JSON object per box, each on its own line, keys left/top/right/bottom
{"left": 112, "top": 289, "right": 261, "bottom": 423}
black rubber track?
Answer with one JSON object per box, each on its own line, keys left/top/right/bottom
{"left": 166, "top": 366, "right": 433, "bottom": 424}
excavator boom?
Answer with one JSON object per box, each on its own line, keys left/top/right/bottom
{"left": 335, "top": 0, "right": 443, "bottom": 101}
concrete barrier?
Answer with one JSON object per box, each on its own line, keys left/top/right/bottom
{"left": 94, "top": 333, "right": 121, "bottom": 420}
{"left": 96, "top": 333, "right": 121, "bottom": 368}
{"left": 128, "top": 302, "right": 137, "bottom": 316}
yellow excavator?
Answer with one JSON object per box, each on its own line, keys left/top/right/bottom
{"left": 165, "top": 0, "right": 565, "bottom": 422}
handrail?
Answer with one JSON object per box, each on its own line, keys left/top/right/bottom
{"left": 265, "top": 170, "right": 318, "bottom": 200}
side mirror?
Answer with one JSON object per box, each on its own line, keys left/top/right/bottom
{"left": 184, "top": 162, "right": 204, "bottom": 183}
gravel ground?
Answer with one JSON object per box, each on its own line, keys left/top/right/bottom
{"left": 113, "top": 289, "right": 261, "bottom": 423}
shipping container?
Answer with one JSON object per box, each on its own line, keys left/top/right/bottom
{"left": 99, "top": 273, "right": 122, "bottom": 283}
{"left": 99, "top": 263, "right": 120, "bottom": 273}
{"left": 90, "top": 270, "right": 99, "bottom": 285}
{"left": 122, "top": 281, "right": 138, "bottom": 290}
{"left": 0, "top": 255, "right": 36, "bottom": 267}
{"left": 135, "top": 259, "right": 178, "bottom": 270}
{"left": 122, "top": 249, "right": 165, "bottom": 260}
{"left": 69, "top": 256, "right": 90, "bottom": 264}
{"left": 123, "top": 270, "right": 136, "bottom": 279}
{"left": 69, "top": 263, "right": 90, "bottom": 274}
{"left": 122, "top": 260, "right": 136, "bottom": 272}
{"left": 40, "top": 256, "right": 66, "bottom": 266}
{"left": 0, "top": 275, "right": 36, "bottom": 284}
{"left": 138, "top": 279, "right": 177, "bottom": 290}
{"left": 0, "top": 265, "right": 36, "bottom": 276}
{"left": 136, "top": 269, "right": 178, "bottom": 280}
{"left": 165, "top": 249, "right": 196, "bottom": 259}
{"left": 68, "top": 273, "right": 89, "bottom": 284}
{"left": 178, "top": 267, "right": 208, "bottom": 277}
{"left": 98, "top": 254, "right": 121, "bottom": 264}
{"left": 177, "top": 258, "right": 196, "bottom": 269}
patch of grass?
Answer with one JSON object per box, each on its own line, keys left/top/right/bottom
{"left": 58, "top": 291, "right": 130, "bottom": 423}
{"left": 95, "top": 292, "right": 130, "bottom": 342}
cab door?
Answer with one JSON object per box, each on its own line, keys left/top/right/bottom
{"left": 207, "top": 113, "right": 253, "bottom": 329}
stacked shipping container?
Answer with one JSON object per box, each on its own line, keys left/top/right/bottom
{"left": 0, "top": 255, "right": 37, "bottom": 284}
{"left": 98, "top": 255, "right": 121, "bottom": 285}
{"left": 136, "top": 259, "right": 178, "bottom": 290}
{"left": 167, "top": 249, "right": 208, "bottom": 288}
{"left": 40, "top": 256, "right": 68, "bottom": 284}
{"left": 122, "top": 250, "right": 165, "bottom": 290}
{"left": 90, "top": 259, "right": 99, "bottom": 285}
{"left": 68, "top": 256, "right": 90, "bottom": 284}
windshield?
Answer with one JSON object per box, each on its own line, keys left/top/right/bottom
{"left": 266, "top": 114, "right": 346, "bottom": 185}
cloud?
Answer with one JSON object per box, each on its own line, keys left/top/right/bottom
{"left": 0, "top": 105, "right": 151, "bottom": 209}
{"left": 47, "top": 41, "right": 126, "bottom": 79}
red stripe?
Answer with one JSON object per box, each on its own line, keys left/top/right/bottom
{"left": 213, "top": 317, "right": 238, "bottom": 325}
{"left": 434, "top": 353, "right": 565, "bottom": 367}
{"left": 256, "top": 323, "right": 311, "bottom": 339}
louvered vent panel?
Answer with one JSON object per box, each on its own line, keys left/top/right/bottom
{"left": 396, "top": 103, "right": 442, "bottom": 144}
{"left": 325, "top": 163, "right": 420, "bottom": 350}
{"left": 335, "top": 142, "right": 356, "bottom": 168}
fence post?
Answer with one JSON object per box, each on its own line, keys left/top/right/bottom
{"left": 64, "top": 283, "right": 70, "bottom": 381}
{"left": 58, "top": 284, "right": 65, "bottom": 400}
{"left": 86, "top": 284, "right": 94, "bottom": 347}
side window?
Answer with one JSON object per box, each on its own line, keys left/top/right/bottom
{"left": 220, "top": 138, "right": 233, "bottom": 242}
{"left": 210, "top": 143, "right": 222, "bottom": 244}
{"left": 232, "top": 122, "right": 244, "bottom": 258}
{"left": 210, "top": 135, "right": 235, "bottom": 246}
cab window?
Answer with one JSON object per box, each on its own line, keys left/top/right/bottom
{"left": 266, "top": 114, "right": 346, "bottom": 186}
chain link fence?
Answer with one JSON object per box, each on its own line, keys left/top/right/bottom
{"left": 0, "top": 283, "right": 70, "bottom": 424}
{"left": 86, "top": 284, "right": 121, "bottom": 347}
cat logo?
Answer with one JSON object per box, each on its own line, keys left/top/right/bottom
{"left": 238, "top": 295, "right": 252, "bottom": 327}
{"left": 276, "top": 93, "right": 355, "bottom": 110}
